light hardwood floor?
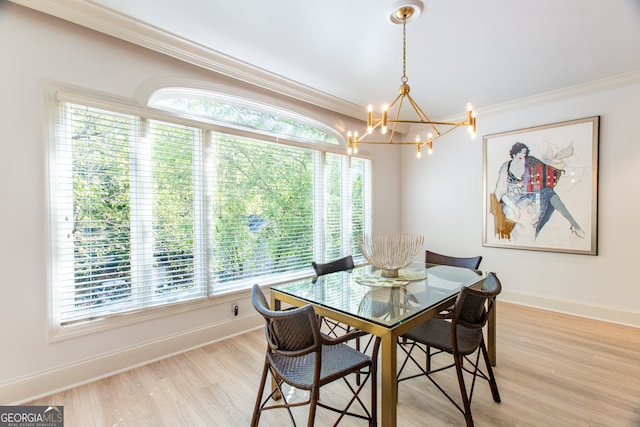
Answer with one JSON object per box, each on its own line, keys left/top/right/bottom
{"left": 27, "top": 302, "right": 640, "bottom": 426}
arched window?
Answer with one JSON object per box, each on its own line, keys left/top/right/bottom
{"left": 148, "top": 87, "right": 341, "bottom": 145}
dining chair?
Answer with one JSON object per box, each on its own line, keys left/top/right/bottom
{"left": 425, "top": 250, "right": 482, "bottom": 269}
{"left": 311, "top": 255, "right": 356, "bottom": 339}
{"left": 415, "top": 251, "right": 489, "bottom": 335}
{"left": 415, "top": 250, "right": 483, "bottom": 326}
{"left": 396, "top": 272, "right": 502, "bottom": 427}
{"left": 251, "top": 284, "right": 380, "bottom": 427}
{"left": 312, "top": 255, "right": 376, "bottom": 386}
{"left": 312, "top": 254, "right": 355, "bottom": 276}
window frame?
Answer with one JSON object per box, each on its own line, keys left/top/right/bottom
{"left": 48, "top": 84, "right": 372, "bottom": 341}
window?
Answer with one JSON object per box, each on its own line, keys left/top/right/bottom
{"left": 51, "top": 89, "right": 371, "bottom": 332}
{"left": 149, "top": 88, "right": 340, "bottom": 145}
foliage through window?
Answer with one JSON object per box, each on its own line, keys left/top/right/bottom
{"left": 150, "top": 90, "right": 340, "bottom": 145}
{"left": 52, "top": 92, "right": 371, "bottom": 328}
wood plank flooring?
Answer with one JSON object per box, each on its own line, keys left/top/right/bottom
{"left": 26, "top": 302, "right": 640, "bottom": 426}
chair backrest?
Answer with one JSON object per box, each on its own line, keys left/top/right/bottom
{"left": 252, "top": 284, "right": 321, "bottom": 355}
{"left": 426, "top": 250, "right": 482, "bottom": 270}
{"left": 312, "top": 255, "right": 355, "bottom": 276}
{"left": 453, "top": 272, "right": 502, "bottom": 328}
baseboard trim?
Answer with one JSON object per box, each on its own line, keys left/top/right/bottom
{"left": 500, "top": 289, "right": 640, "bottom": 328}
{"left": 2, "top": 313, "right": 263, "bottom": 405}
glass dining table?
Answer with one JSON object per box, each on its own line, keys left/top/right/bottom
{"left": 269, "top": 262, "right": 495, "bottom": 427}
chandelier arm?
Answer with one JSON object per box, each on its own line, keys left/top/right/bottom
{"left": 405, "top": 93, "right": 442, "bottom": 136}
{"left": 369, "top": 92, "right": 404, "bottom": 135}
{"left": 348, "top": 140, "right": 430, "bottom": 145}
{"left": 385, "top": 92, "right": 404, "bottom": 112}
{"left": 383, "top": 119, "right": 465, "bottom": 125}
{"left": 387, "top": 96, "right": 406, "bottom": 143}
{"left": 404, "top": 93, "right": 429, "bottom": 122}
{"left": 354, "top": 124, "right": 461, "bottom": 145}
{"left": 387, "top": 127, "right": 397, "bottom": 144}
{"left": 428, "top": 123, "right": 464, "bottom": 140}
{"left": 368, "top": 120, "right": 383, "bottom": 133}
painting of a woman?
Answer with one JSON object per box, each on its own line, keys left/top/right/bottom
{"left": 483, "top": 116, "right": 598, "bottom": 254}
{"left": 491, "top": 142, "right": 584, "bottom": 241}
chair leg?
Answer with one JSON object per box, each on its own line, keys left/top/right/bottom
{"left": 425, "top": 344, "right": 431, "bottom": 371}
{"left": 355, "top": 336, "right": 361, "bottom": 385}
{"left": 370, "top": 361, "right": 377, "bottom": 427}
{"left": 251, "top": 359, "right": 269, "bottom": 427}
{"left": 480, "top": 339, "right": 501, "bottom": 403}
{"left": 453, "top": 351, "right": 474, "bottom": 427}
{"left": 307, "top": 387, "right": 319, "bottom": 427}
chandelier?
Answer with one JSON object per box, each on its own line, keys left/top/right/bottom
{"left": 347, "top": 0, "right": 477, "bottom": 159}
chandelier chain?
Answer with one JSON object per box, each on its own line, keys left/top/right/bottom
{"left": 402, "top": 16, "right": 408, "bottom": 84}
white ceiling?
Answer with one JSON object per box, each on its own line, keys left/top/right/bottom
{"left": 15, "top": 0, "right": 640, "bottom": 119}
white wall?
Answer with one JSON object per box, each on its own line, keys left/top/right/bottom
{"left": 401, "top": 75, "right": 640, "bottom": 327}
{"left": 0, "top": 4, "right": 401, "bottom": 403}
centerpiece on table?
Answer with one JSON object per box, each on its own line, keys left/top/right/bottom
{"left": 358, "top": 234, "right": 424, "bottom": 278}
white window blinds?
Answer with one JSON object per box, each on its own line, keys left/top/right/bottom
{"left": 316, "top": 154, "right": 371, "bottom": 264}
{"left": 349, "top": 157, "right": 372, "bottom": 262}
{"left": 208, "top": 133, "right": 315, "bottom": 292}
{"left": 55, "top": 103, "right": 205, "bottom": 324}
{"left": 52, "top": 97, "right": 371, "bottom": 328}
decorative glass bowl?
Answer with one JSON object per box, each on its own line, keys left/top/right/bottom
{"left": 358, "top": 234, "right": 424, "bottom": 278}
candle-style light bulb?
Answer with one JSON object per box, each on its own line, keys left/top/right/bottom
{"left": 472, "top": 112, "right": 477, "bottom": 137}
{"left": 381, "top": 105, "right": 388, "bottom": 134}
{"left": 468, "top": 112, "right": 477, "bottom": 139}
{"left": 367, "top": 105, "right": 373, "bottom": 134}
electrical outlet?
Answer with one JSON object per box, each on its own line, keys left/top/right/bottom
{"left": 232, "top": 303, "right": 239, "bottom": 316}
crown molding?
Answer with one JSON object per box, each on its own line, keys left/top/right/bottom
{"left": 9, "top": 0, "right": 363, "bottom": 119}
{"left": 476, "top": 69, "right": 640, "bottom": 118}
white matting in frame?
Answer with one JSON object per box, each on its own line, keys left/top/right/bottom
{"left": 483, "top": 116, "right": 599, "bottom": 255}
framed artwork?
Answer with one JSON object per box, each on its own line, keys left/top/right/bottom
{"left": 483, "top": 116, "right": 599, "bottom": 255}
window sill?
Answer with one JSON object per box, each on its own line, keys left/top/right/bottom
{"left": 48, "top": 271, "right": 318, "bottom": 342}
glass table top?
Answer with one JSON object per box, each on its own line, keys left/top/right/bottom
{"left": 271, "top": 262, "right": 486, "bottom": 328}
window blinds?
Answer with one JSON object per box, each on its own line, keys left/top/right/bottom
{"left": 53, "top": 100, "right": 371, "bottom": 326}
{"left": 208, "top": 133, "right": 315, "bottom": 292}
{"left": 55, "top": 103, "right": 205, "bottom": 324}
{"left": 319, "top": 154, "right": 371, "bottom": 264}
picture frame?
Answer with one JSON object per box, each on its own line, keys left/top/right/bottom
{"left": 483, "top": 116, "right": 599, "bottom": 255}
